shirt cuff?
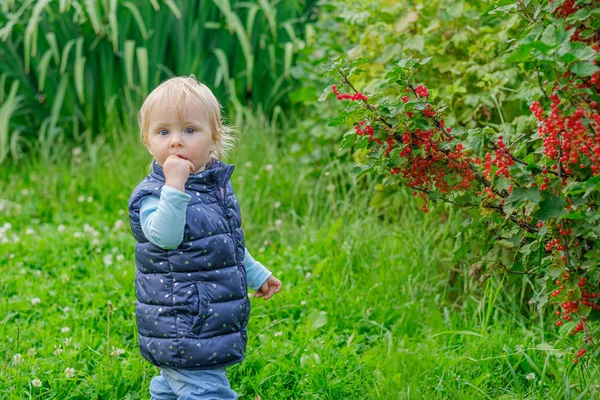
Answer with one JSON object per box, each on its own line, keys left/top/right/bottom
{"left": 242, "top": 248, "right": 272, "bottom": 291}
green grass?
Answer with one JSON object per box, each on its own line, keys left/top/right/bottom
{"left": 1, "top": 113, "right": 600, "bottom": 399}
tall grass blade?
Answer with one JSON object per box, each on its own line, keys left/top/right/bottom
{"left": 37, "top": 49, "right": 53, "bottom": 92}
{"left": 60, "top": 39, "right": 77, "bottom": 75}
{"left": 124, "top": 40, "right": 135, "bottom": 89}
{"left": 123, "top": 2, "right": 150, "bottom": 40}
{"left": 50, "top": 74, "right": 69, "bottom": 135}
{"left": 0, "top": 80, "right": 20, "bottom": 164}
{"left": 108, "top": 0, "right": 118, "bottom": 53}
{"left": 74, "top": 38, "right": 86, "bottom": 104}
{"left": 136, "top": 47, "right": 148, "bottom": 96}
{"left": 24, "top": 0, "right": 51, "bottom": 73}
{"left": 163, "top": 0, "right": 182, "bottom": 19}
{"left": 84, "top": 0, "right": 103, "bottom": 35}
{"left": 284, "top": 41, "right": 292, "bottom": 79}
{"left": 258, "top": 0, "right": 277, "bottom": 40}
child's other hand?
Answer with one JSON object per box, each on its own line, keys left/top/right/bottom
{"left": 164, "top": 154, "right": 194, "bottom": 191}
{"left": 255, "top": 275, "right": 282, "bottom": 300}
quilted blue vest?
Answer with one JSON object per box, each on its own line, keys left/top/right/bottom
{"left": 128, "top": 159, "right": 249, "bottom": 370}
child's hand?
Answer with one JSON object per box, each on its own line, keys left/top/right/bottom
{"left": 163, "top": 154, "right": 195, "bottom": 192}
{"left": 254, "top": 275, "right": 282, "bottom": 300}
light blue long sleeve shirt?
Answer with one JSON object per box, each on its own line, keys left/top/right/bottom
{"left": 139, "top": 185, "right": 272, "bottom": 291}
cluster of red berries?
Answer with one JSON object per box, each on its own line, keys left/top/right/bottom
{"left": 530, "top": 95, "right": 600, "bottom": 177}
{"left": 354, "top": 120, "right": 382, "bottom": 144}
{"left": 482, "top": 136, "right": 515, "bottom": 180}
{"left": 545, "top": 238, "right": 562, "bottom": 252}
{"left": 332, "top": 85, "right": 368, "bottom": 102}
{"left": 423, "top": 104, "right": 436, "bottom": 117}
{"left": 574, "top": 348, "right": 587, "bottom": 364}
{"left": 383, "top": 135, "right": 395, "bottom": 157}
{"left": 581, "top": 288, "right": 600, "bottom": 310}
{"left": 551, "top": 279, "right": 566, "bottom": 298}
{"left": 550, "top": 0, "right": 579, "bottom": 18}
{"left": 414, "top": 85, "right": 429, "bottom": 99}
{"left": 395, "top": 127, "right": 475, "bottom": 200}
{"left": 551, "top": 274, "right": 600, "bottom": 362}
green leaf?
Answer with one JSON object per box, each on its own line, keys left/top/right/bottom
{"left": 533, "top": 193, "right": 566, "bottom": 221}
{"left": 328, "top": 116, "right": 346, "bottom": 126}
{"left": 503, "top": 187, "right": 540, "bottom": 215}
{"left": 307, "top": 310, "right": 327, "bottom": 331}
{"left": 348, "top": 57, "right": 371, "bottom": 67}
{"left": 570, "top": 62, "right": 600, "bottom": 77}
{"left": 319, "top": 86, "right": 333, "bottom": 102}
{"left": 340, "top": 131, "right": 357, "bottom": 150}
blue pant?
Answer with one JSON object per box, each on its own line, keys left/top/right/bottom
{"left": 149, "top": 367, "right": 238, "bottom": 400}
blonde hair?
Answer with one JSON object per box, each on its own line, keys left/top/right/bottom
{"left": 138, "top": 75, "right": 236, "bottom": 161}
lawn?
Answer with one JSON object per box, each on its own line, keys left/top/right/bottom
{"left": 1, "top": 115, "right": 597, "bottom": 399}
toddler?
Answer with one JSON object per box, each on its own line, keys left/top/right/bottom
{"left": 128, "top": 75, "right": 282, "bottom": 399}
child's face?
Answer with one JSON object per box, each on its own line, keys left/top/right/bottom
{"left": 145, "top": 102, "right": 215, "bottom": 173}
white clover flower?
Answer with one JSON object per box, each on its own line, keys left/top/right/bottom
{"left": 31, "top": 297, "right": 41, "bottom": 306}
{"left": 57, "top": 224, "right": 66, "bottom": 233}
{"left": 27, "top": 348, "right": 37, "bottom": 357}
{"left": 244, "top": 161, "right": 252, "bottom": 168}
{"left": 72, "top": 147, "right": 82, "bottom": 157}
{"left": 324, "top": 171, "right": 330, "bottom": 176}
{"left": 110, "top": 348, "right": 125, "bottom": 356}
{"left": 300, "top": 300, "right": 307, "bottom": 306}
{"left": 64, "top": 367, "right": 75, "bottom": 378}
{"left": 275, "top": 219, "right": 282, "bottom": 229}
{"left": 113, "top": 220, "right": 125, "bottom": 231}
{"left": 53, "top": 346, "right": 63, "bottom": 356}
{"left": 305, "top": 272, "right": 312, "bottom": 279}
{"left": 86, "top": 196, "right": 93, "bottom": 203}
{"left": 73, "top": 232, "right": 83, "bottom": 238}
{"left": 61, "top": 326, "right": 70, "bottom": 334}
{"left": 118, "top": 209, "right": 125, "bottom": 216}
{"left": 64, "top": 338, "right": 72, "bottom": 346}
{"left": 31, "top": 379, "right": 42, "bottom": 387}
{"left": 25, "top": 228, "right": 35, "bottom": 235}
{"left": 526, "top": 372, "right": 535, "bottom": 381}
{"left": 274, "top": 201, "right": 281, "bottom": 208}
{"left": 327, "top": 184, "right": 335, "bottom": 192}
{"left": 13, "top": 353, "right": 22, "bottom": 363}
{"left": 103, "top": 254, "right": 113, "bottom": 267}
{"left": 77, "top": 195, "right": 85, "bottom": 203}
{"left": 21, "top": 188, "right": 30, "bottom": 196}
{"left": 116, "top": 254, "right": 124, "bottom": 262}
{"left": 265, "top": 164, "right": 274, "bottom": 172}
{"left": 274, "top": 331, "right": 283, "bottom": 337}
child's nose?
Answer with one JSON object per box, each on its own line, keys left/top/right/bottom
{"left": 169, "top": 133, "right": 184, "bottom": 147}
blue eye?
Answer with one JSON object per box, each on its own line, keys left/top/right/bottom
{"left": 159, "top": 129, "right": 169, "bottom": 136}
{"left": 185, "top": 127, "right": 196, "bottom": 134}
